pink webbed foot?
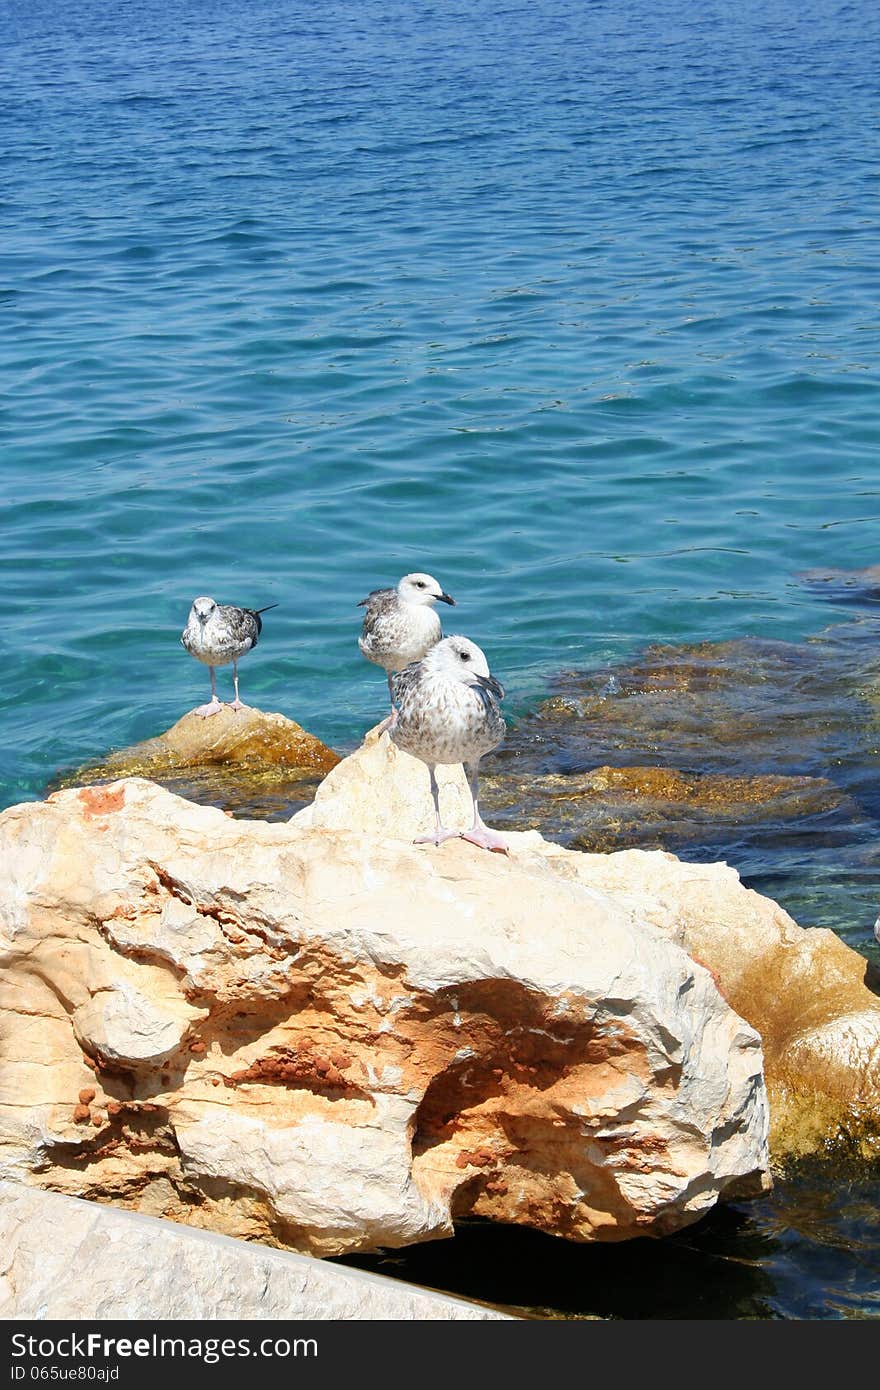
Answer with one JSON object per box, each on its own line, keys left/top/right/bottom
{"left": 228, "top": 699, "right": 248, "bottom": 712}
{"left": 414, "top": 828, "right": 461, "bottom": 848}
{"left": 194, "top": 699, "right": 224, "bottom": 718}
{"left": 459, "top": 825, "right": 509, "bottom": 855}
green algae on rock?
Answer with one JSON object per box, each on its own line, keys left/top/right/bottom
{"left": 55, "top": 706, "right": 340, "bottom": 821}
{"left": 478, "top": 631, "right": 880, "bottom": 946}
{"left": 480, "top": 765, "right": 849, "bottom": 854}
{"left": 502, "top": 635, "right": 878, "bottom": 777}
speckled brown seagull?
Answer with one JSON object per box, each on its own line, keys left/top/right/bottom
{"left": 390, "top": 634, "right": 508, "bottom": 854}
{"left": 180, "top": 596, "right": 277, "bottom": 717}
{"left": 357, "top": 571, "right": 455, "bottom": 726}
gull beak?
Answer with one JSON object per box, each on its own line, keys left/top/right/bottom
{"left": 475, "top": 673, "right": 504, "bottom": 700}
{"left": 437, "top": 592, "right": 456, "bottom": 605}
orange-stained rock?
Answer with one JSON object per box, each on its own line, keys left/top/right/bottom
{"left": 77, "top": 786, "right": 128, "bottom": 819}
{"left": 298, "top": 729, "right": 880, "bottom": 1158}
{"left": 0, "top": 773, "right": 768, "bottom": 1257}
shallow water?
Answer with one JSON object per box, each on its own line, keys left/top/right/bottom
{"left": 343, "top": 1151, "right": 880, "bottom": 1320}
{"left": 491, "top": 620, "right": 880, "bottom": 965}
{"left": 4, "top": 0, "right": 880, "bottom": 1319}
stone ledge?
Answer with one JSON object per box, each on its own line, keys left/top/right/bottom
{"left": 0, "top": 1183, "right": 510, "bottom": 1321}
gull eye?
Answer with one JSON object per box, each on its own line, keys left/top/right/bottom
{"left": 415, "top": 581, "right": 426, "bottom": 588}
{"left": 460, "top": 651, "right": 471, "bottom": 662}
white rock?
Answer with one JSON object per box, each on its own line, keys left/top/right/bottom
{"left": 0, "top": 1182, "right": 508, "bottom": 1320}
{"left": 0, "top": 766, "right": 770, "bottom": 1257}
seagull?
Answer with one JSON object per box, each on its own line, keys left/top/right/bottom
{"left": 390, "top": 635, "right": 508, "bottom": 854}
{"left": 357, "top": 572, "right": 455, "bottom": 725}
{"left": 180, "top": 596, "right": 277, "bottom": 717}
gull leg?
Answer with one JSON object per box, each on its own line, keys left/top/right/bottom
{"left": 459, "top": 760, "right": 508, "bottom": 855}
{"left": 414, "top": 765, "right": 459, "bottom": 847}
{"left": 377, "top": 672, "right": 399, "bottom": 734}
{"left": 229, "top": 658, "right": 246, "bottom": 711}
{"left": 194, "top": 666, "right": 223, "bottom": 718}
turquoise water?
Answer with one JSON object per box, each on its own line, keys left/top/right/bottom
{"left": 4, "top": 0, "right": 880, "bottom": 803}
{"left": 3, "top": 0, "right": 880, "bottom": 1318}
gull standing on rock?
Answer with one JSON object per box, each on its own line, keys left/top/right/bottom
{"left": 358, "top": 572, "right": 455, "bottom": 724}
{"left": 390, "top": 635, "right": 508, "bottom": 854}
{"left": 180, "top": 596, "right": 277, "bottom": 717}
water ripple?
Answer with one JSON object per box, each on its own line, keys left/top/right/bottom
{"left": 3, "top": 0, "right": 880, "bottom": 1314}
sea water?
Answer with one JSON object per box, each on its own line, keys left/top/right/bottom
{"left": 2, "top": 0, "right": 879, "bottom": 1319}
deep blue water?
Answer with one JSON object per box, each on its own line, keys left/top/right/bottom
{"left": 2, "top": 0, "right": 880, "bottom": 1318}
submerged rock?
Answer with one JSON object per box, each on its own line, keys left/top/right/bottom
{"left": 0, "top": 768, "right": 769, "bottom": 1257}
{"left": 484, "top": 765, "right": 847, "bottom": 853}
{"left": 56, "top": 705, "right": 340, "bottom": 820}
{"left": 559, "top": 767, "right": 837, "bottom": 808}
{"left": 482, "top": 633, "right": 880, "bottom": 938}
{"left": 503, "top": 636, "right": 873, "bottom": 779}
{"left": 797, "top": 564, "right": 880, "bottom": 607}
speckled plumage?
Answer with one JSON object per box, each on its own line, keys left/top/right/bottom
{"left": 180, "top": 595, "right": 277, "bottom": 716}
{"left": 358, "top": 588, "right": 444, "bottom": 672}
{"left": 181, "top": 602, "right": 267, "bottom": 667}
{"left": 358, "top": 571, "right": 455, "bottom": 722}
{"left": 390, "top": 635, "right": 508, "bottom": 854}
{"left": 358, "top": 572, "right": 454, "bottom": 673}
{"left": 391, "top": 657, "right": 505, "bottom": 767}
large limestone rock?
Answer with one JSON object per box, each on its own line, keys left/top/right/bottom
{"left": 0, "top": 767, "right": 768, "bottom": 1258}
{"left": 292, "top": 723, "right": 479, "bottom": 837}
{"left": 547, "top": 846, "right": 880, "bottom": 1155}
{"left": 0, "top": 1182, "right": 508, "bottom": 1320}
{"left": 300, "top": 729, "right": 880, "bottom": 1155}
